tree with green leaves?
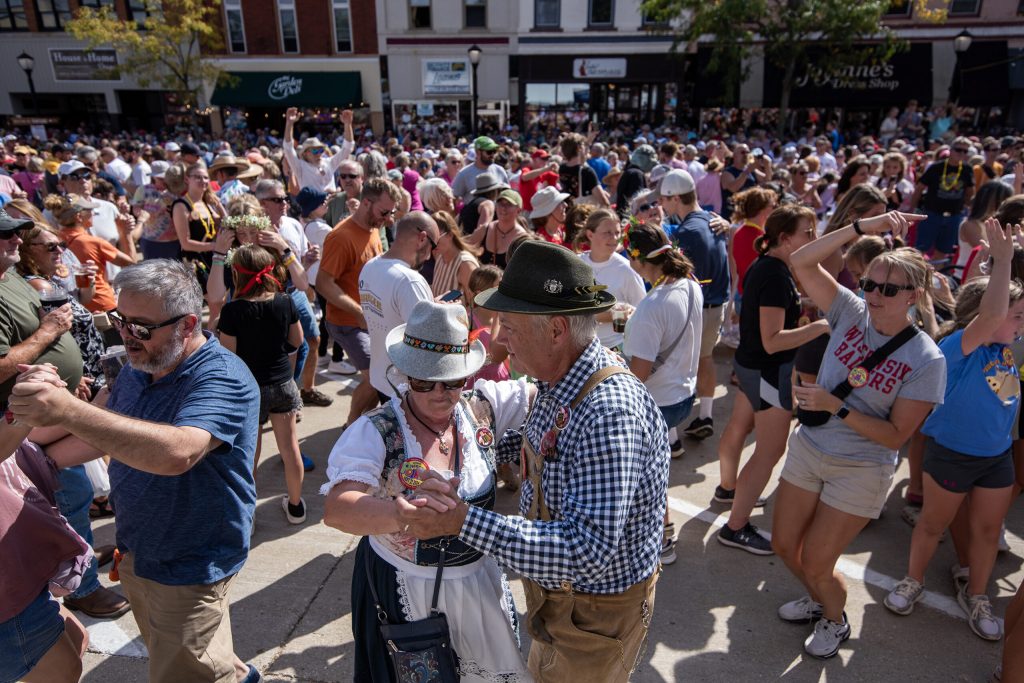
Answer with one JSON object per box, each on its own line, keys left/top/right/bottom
{"left": 641, "top": 0, "right": 935, "bottom": 136}
{"left": 66, "top": 0, "right": 227, "bottom": 115}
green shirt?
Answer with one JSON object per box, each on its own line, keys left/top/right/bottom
{"left": 0, "top": 271, "right": 84, "bottom": 404}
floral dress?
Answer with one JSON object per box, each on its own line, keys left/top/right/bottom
{"left": 25, "top": 274, "right": 106, "bottom": 388}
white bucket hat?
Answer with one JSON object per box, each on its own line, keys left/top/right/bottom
{"left": 529, "top": 186, "right": 570, "bottom": 220}
{"left": 386, "top": 301, "right": 486, "bottom": 383}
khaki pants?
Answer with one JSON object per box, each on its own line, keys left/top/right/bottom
{"left": 118, "top": 552, "right": 238, "bottom": 683}
{"left": 523, "top": 572, "right": 658, "bottom": 683}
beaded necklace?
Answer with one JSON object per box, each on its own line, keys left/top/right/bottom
{"left": 186, "top": 195, "right": 216, "bottom": 241}
{"left": 939, "top": 159, "right": 963, "bottom": 192}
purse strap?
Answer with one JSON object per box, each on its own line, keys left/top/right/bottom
{"left": 651, "top": 278, "right": 698, "bottom": 373}
{"left": 830, "top": 323, "right": 919, "bottom": 402}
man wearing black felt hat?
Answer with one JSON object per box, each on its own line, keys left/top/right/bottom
{"left": 401, "top": 240, "right": 671, "bottom": 682}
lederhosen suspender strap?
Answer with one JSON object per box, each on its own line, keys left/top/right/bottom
{"left": 523, "top": 366, "right": 632, "bottom": 522}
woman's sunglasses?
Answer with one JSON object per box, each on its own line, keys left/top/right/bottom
{"left": 33, "top": 241, "right": 67, "bottom": 252}
{"left": 859, "top": 278, "right": 915, "bottom": 297}
{"left": 408, "top": 378, "right": 465, "bottom": 393}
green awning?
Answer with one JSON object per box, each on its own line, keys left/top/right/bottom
{"left": 212, "top": 71, "right": 362, "bottom": 107}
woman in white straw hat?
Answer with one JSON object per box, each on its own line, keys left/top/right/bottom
{"left": 282, "top": 106, "right": 355, "bottom": 193}
{"left": 529, "top": 186, "right": 570, "bottom": 246}
{"left": 322, "top": 300, "right": 535, "bottom": 682}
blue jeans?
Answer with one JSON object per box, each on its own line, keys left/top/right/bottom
{"left": 915, "top": 210, "right": 962, "bottom": 255}
{"left": 659, "top": 395, "right": 696, "bottom": 431}
{"left": 53, "top": 465, "right": 100, "bottom": 599}
{"left": 289, "top": 289, "right": 318, "bottom": 382}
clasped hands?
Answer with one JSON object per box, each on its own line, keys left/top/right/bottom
{"left": 7, "top": 363, "right": 76, "bottom": 428}
{"left": 394, "top": 471, "right": 468, "bottom": 540}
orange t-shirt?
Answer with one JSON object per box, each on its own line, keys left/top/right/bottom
{"left": 60, "top": 228, "right": 119, "bottom": 312}
{"left": 320, "top": 216, "right": 382, "bottom": 327}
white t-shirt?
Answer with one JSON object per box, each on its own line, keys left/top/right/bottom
{"left": 359, "top": 256, "right": 433, "bottom": 395}
{"left": 304, "top": 217, "right": 332, "bottom": 282}
{"left": 580, "top": 251, "right": 646, "bottom": 349}
{"left": 623, "top": 277, "right": 703, "bottom": 406}
{"left": 131, "top": 160, "right": 151, "bottom": 190}
{"left": 105, "top": 157, "right": 131, "bottom": 184}
{"left": 277, "top": 216, "right": 308, "bottom": 257}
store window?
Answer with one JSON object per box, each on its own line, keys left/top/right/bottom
{"left": 465, "top": 0, "right": 486, "bottom": 27}
{"left": 0, "top": 0, "right": 28, "bottom": 30}
{"left": 36, "top": 0, "right": 72, "bottom": 30}
{"left": 588, "top": 0, "right": 613, "bottom": 27}
{"left": 224, "top": 0, "right": 246, "bottom": 53}
{"left": 333, "top": 0, "right": 352, "bottom": 52}
{"left": 948, "top": 0, "right": 981, "bottom": 14}
{"left": 279, "top": 0, "right": 299, "bottom": 53}
{"left": 410, "top": 0, "right": 431, "bottom": 28}
{"left": 534, "top": 0, "right": 560, "bottom": 28}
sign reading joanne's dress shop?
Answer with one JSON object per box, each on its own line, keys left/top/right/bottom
{"left": 423, "top": 60, "right": 470, "bottom": 96}
{"left": 50, "top": 49, "right": 120, "bottom": 82}
{"left": 572, "top": 58, "right": 626, "bottom": 79}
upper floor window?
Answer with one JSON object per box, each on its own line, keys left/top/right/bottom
{"left": 78, "top": 0, "right": 116, "bottom": 9}
{"left": 883, "top": 0, "right": 913, "bottom": 16}
{"left": 948, "top": 0, "right": 981, "bottom": 14}
{"left": 0, "top": 0, "right": 28, "bottom": 31}
{"left": 588, "top": 0, "right": 613, "bottom": 27}
{"left": 465, "top": 0, "right": 485, "bottom": 27}
{"left": 224, "top": 0, "right": 246, "bottom": 53}
{"left": 333, "top": 0, "right": 352, "bottom": 52}
{"left": 127, "top": 0, "right": 152, "bottom": 28}
{"left": 410, "top": 0, "right": 431, "bottom": 29}
{"left": 279, "top": 0, "right": 299, "bottom": 53}
{"left": 36, "top": 0, "right": 72, "bottom": 30}
{"left": 535, "top": 0, "right": 560, "bottom": 28}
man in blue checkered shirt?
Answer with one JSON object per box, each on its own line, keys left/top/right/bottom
{"left": 402, "top": 240, "right": 670, "bottom": 682}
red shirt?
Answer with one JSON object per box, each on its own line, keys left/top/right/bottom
{"left": 519, "top": 171, "right": 559, "bottom": 211}
{"left": 733, "top": 222, "right": 763, "bottom": 294}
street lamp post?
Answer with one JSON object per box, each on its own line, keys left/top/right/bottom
{"left": 468, "top": 44, "right": 481, "bottom": 136}
{"left": 950, "top": 29, "right": 973, "bottom": 103}
{"left": 16, "top": 52, "right": 38, "bottom": 116}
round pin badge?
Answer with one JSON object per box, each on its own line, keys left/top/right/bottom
{"left": 554, "top": 405, "right": 571, "bottom": 431}
{"left": 540, "top": 429, "right": 558, "bottom": 458}
{"left": 476, "top": 427, "right": 494, "bottom": 448}
{"left": 398, "top": 458, "right": 429, "bottom": 489}
{"left": 847, "top": 366, "right": 869, "bottom": 388}
{"left": 1003, "top": 347, "right": 1014, "bottom": 366}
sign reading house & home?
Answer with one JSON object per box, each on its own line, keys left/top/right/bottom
{"left": 423, "top": 60, "right": 471, "bottom": 96}
{"left": 50, "top": 49, "right": 120, "bottom": 82}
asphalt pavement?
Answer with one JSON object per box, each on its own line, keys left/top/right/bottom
{"left": 79, "top": 348, "right": 1016, "bottom": 682}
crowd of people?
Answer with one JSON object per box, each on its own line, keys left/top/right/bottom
{"left": 1, "top": 98, "right": 1024, "bottom": 683}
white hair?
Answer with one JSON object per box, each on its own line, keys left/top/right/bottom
{"left": 530, "top": 313, "right": 597, "bottom": 351}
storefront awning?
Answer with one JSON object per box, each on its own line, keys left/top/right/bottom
{"left": 212, "top": 71, "right": 362, "bottom": 107}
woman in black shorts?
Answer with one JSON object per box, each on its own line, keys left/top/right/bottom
{"left": 716, "top": 205, "right": 829, "bottom": 555}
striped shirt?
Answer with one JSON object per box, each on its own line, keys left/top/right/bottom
{"left": 431, "top": 249, "right": 478, "bottom": 298}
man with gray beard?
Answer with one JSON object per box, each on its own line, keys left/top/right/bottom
{"left": 9, "top": 259, "right": 263, "bottom": 683}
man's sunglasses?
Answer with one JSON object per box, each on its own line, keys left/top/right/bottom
{"left": 68, "top": 172, "right": 93, "bottom": 181}
{"left": 0, "top": 228, "right": 25, "bottom": 241}
{"left": 32, "top": 241, "right": 67, "bottom": 252}
{"left": 418, "top": 228, "right": 437, "bottom": 250}
{"left": 408, "top": 377, "right": 465, "bottom": 393}
{"left": 261, "top": 196, "right": 288, "bottom": 204}
{"left": 859, "top": 278, "right": 915, "bottom": 297}
{"left": 109, "top": 310, "right": 188, "bottom": 341}
{"left": 952, "top": 147, "right": 970, "bottom": 154}
{"left": 338, "top": 173, "right": 360, "bottom": 180}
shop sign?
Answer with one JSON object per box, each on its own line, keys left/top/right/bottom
{"left": 572, "top": 58, "right": 626, "bottom": 79}
{"left": 268, "top": 75, "right": 303, "bottom": 101}
{"left": 423, "top": 60, "right": 470, "bottom": 96}
{"left": 50, "top": 48, "right": 120, "bottom": 82}
{"left": 416, "top": 102, "right": 435, "bottom": 116}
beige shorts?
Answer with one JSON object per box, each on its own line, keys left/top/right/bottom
{"left": 780, "top": 429, "right": 895, "bottom": 519}
{"left": 118, "top": 553, "right": 238, "bottom": 683}
{"left": 699, "top": 305, "right": 725, "bottom": 357}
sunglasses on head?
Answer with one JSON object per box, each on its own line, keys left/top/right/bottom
{"left": 408, "top": 377, "right": 465, "bottom": 393}
{"left": 859, "top": 278, "right": 915, "bottom": 297}
{"left": 338, "top": 173, "right": 360, "bottom": 180}
{"left": 109, "top": 310, "right": 188, "bottom": 341}
{"left": 32, "top": 241, "right": 67, "bottom": 252}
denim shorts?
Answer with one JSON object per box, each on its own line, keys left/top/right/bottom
{"left": 259, "top": 380, "right": 303, "bottom": 424}
{"left": 0, "top": 589, "right": 64, "bottom": 682}
{"left": 915, "top": 211, "right": 962, "bottom": 255}
{"left": 659, "top": 395, "right": 695, "bottom": 430}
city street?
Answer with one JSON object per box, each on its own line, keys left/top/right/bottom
{"left": 79, "top": 347, "right": 1015, "bottom": 682}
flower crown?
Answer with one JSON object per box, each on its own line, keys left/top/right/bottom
{"left": 222, "top": 214, "right": 271, "bottom": 232}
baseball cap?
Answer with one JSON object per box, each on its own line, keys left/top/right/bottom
{"left": 151, "top": 160, "right": 170, "bottom": 179}
{"left": 530, "top": 149, "right": 550, "bottom": 160}
{"left": 58, "top": 160, "right": 88, "bottom": 177}
{"left": 295, "top": 186, "right": 328, "bottom": 216}
{"left": 0, "top": 208, "right": 33, "bottom": 232}
{"left": 180, "top": 142, "right": 201, "bottom": 156}
{"left": 655, "top": 169, "right": 696, "bottom": 199}
{"left": 164, "top": 141, "right": 181, "bottom": 152}
{"left": 473, "top": 136, "right": 499, "bottom": 152}
{"left": 497, "top": 189, "right": 523, "bottom": 208}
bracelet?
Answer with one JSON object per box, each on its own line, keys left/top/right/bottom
{"left": 282, "top": 254, "right": 298, "bottom": 268}
{"left": 212, "top": 258, "right": 225, "bottom": 267}
{"left": 213, "top": 250, "right": 227, "bottom": 257}
{"left": 853, "top": 219, "right": 864, "bottom": 236}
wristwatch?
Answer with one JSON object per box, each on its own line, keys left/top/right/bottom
{"left": 835, "top": 404, "right": 851, "bottom": 420}
{"left": 852, "top": 219, "right": 864, "bottom": 236}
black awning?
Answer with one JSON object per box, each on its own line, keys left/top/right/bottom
{"left": 212, "top": 71, "right": 362, "bottom": 107}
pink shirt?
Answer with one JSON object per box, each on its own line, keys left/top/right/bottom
{"left": 696, "top": 171, "right": 722, "bottom": 214}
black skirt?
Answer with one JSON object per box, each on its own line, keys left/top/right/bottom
{"left": 352, "top": 536, "right": 406, "bottom": 682}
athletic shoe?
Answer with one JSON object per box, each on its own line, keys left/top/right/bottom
{"left": 670, "top": 440, "right": 685, "bottom": 458}
{"left": 717, "top": 522, "right": 773, "bottom": 555}
{"left": 712, "top": 485, "right": 767, "bottom": 508}
{"left": 998, "top": 523, "right": 1010, "bottom": 553}
{"left": 884, "top": 576, "right": 924, "bottom": 615}
{"left": 300, "top": 388, "right": 334, "bottom": 407}
{"left": 683, "top": 417, "right": 714, "bottom": 440}
{"left": 661, "top": 536, "right": 678, "bottom": 565}
{"left": 301, "top": 454, "right": 315, "bottom": 472}
{"left": 283, "top": 496, "right": 307, "bottom": 525}
{"left": 959, "top": 590, "right": 1002, "bottom": 641}
{"left": 803, "top": 614, "right": 851, "bottom": 659}
{"left": 327, "top": 359, "right": 357, "bottom": 375}
{"left": 778, "top": 595, "right": 824, "bottom": 624}
{"left": 901, "top": 503, "right": 921, "bottom": 527}
{"left": 951, "top": 563, "right": 970, "bottom": 595}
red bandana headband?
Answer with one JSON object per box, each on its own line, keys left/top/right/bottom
{"left": 234, "top": 263, "right": 282, "bottom": 295}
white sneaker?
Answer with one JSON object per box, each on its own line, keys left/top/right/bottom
{"left": 803, "top": 614, "right": 851, "bottom": 658}
{"left": 884, "top": 576, "right": 924, "bottom": 615}
{"left": 327, "top": 360, "right": 357, "bottom": 375}
{"left": 282, "top": 496, "right": 307, "bottom": 525}
{"left": 998, "top": 523, "right": 1010, "bottom": 553}
{"left": 777, "top": 595, "right": 823, "bottom": 624}
{"left": 950, "top": 563, "right": 969, "bottom": 595}
{"left": 959, "top": 590, "right": 1002, "bottom": 641}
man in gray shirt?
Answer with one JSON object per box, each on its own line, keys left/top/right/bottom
{"left": 451, "top": 136, "right": 509, "bottom": 203}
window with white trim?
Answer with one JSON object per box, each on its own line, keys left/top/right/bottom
{"left": 534, "top": 0, "right": 560, "bottom": 28}
{"left": 36, "top": 0, "right": 72, "bottom": 30}
{"left": 410, "top": 0, "right": 431, "bottom": 29}
{"left": 333, "top": 0, "right": 352, "bottom": 52}
{"left": 465, "top": 0, "right": 486, "bottom": 28}
{"left": 588, "top": 0, "right": 613, "bottom": 27}
{"left": 224, "top": 0, "right": 246, "bottom": 53}
{"left": 279, "top": 0, "right": 299, "bottom": 53}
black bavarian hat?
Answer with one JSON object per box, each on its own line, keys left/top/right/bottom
{"left": 474, "top": 241, "right": 615, "bottom": 315}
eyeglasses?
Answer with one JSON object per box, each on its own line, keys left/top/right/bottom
{"left": 952, "top": 148, "right": 969, "bottom": 154}
{"left": 109, "top": 310, "right": 188, "bottom": 341}
{"left": 68, "top": 172, "right": 93, "bottom": 181}
{"left": 338, "top": 173, "right": 360, "bottom": 180}
{"left": 859, "top": 278, "right": 915, "bottom": 297}
{"left": 408, "top": 377, "right": 466, "bottom": 392}
{"left": 32, "top": 241, "right": 67, "bottom": 252}
{"left": 261, "top": 196, "right": 288, "bottom": 204}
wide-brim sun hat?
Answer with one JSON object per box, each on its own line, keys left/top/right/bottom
{"left": 530, "top": 186, "right": 570, "bottom": 219}
{"left": 470, "top": 172, "right": 508, "bottom": 195}
{"left": 475, "top": 240, "right": 615, "bottom": 315}
{"left": 208, "top": 154, "right": 251, "bottom": 174}
{"left": 386, "top": 300, "right": 487, "bottom": 382}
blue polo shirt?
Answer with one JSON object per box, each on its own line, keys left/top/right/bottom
{"left": 108, "top": 332, "right": 259, "bottom": 585}
{"left": 666, "top": 210, "right": 730, "bottom": 306}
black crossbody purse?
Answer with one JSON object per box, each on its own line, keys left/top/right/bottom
{"left": 797, "top": 324, "right": 919, "bottom": 427}
{"left": 364, "top": 434, "right": 462, "bottom": 683}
